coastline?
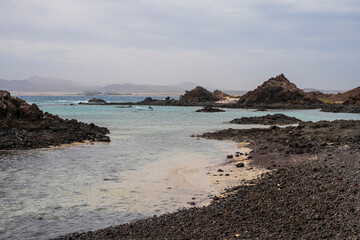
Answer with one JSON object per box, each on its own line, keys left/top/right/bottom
{"left": 53, "top": 119, "right": 360, "bottom": 239}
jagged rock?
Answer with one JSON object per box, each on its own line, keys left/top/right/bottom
{"left": 179, "top": 86, "right": 221, "bottom": 103}
{"left": 0, "top": 91, "right": 43, "bottom": 125}
{"left": 196, "top": 106, "right": 225, "bottom": 112}
{"left": 238, "top": 74, "right": 321, "bottom": 105}
{"left": 230, "top": 114, "right": 302, "bottom": 125}
{"left": 0, "top": 90, "right": 110, "bottom": 150}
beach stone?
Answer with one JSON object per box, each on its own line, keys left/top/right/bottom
{"left": 236, "top": 163, "right": 245, "bottom": 168}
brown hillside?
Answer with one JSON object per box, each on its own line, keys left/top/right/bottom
{"left": 317, "top": 86, "right": 360, "bottom": 104}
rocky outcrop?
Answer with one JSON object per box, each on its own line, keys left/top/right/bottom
{"left": 321, "top": 104, "right": 360, "bottom": 113}
{"left": 200, "top": 119, "right": 360, "bottom": 155}
{"left": 196, "top": 106, "right": 225, "bottom": 112}
{"left": 213, "top": 90, "right": 230, "bottom": 100}
{"left": 343, "top": 94, "right": 360, "bottom": 105}
{"left": 230, "top": 114, "right": 302, "bottom": 125}
{"left": 179, "top": 86, "right": 221, "bottom": 103}
{"left": 88, "top": 98, "right": 106, "bottom": 104}
{"left": 0, "top": 90, "right": 110, "bottom": 150}
{"left": 238, "top": 74, "right": 321, "bottom": 106}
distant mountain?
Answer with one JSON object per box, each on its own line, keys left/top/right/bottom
{"left": 0, "top": 79, "right": 36, "bottom": 92}
{"left": 0, "top": 76, "right": 91, "bottom": 92}
{"left": 99, "top": 82, "right": 200, "bottom": 93}
{"left": 0, "top": 76, "right": 247, "bottom": 95}
{"left": 25, "top": 75, "right": 86, "bottom": 92}
{"left": 303, "top": 88, "right": 344, "bottom": 94}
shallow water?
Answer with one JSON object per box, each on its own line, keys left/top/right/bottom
{"left": 1, "top": 96, "right": 360, "bottom": 240}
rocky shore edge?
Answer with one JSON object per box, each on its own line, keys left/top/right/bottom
{"left": 53, "top": 118, "right": 360, "bottom": 239}
{"left": 0, "top": 90, "right": 110, "bottom": 150}
{"left": 230, "top": 113, "right": 302, "bottom": 125}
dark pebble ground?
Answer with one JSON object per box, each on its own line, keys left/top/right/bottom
{"left": 53, "top": 119, "right": 360, "bottom": 240}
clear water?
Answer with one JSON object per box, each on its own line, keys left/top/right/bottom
{"left": 1, "top": 96, "right": 360, "bottom": 240}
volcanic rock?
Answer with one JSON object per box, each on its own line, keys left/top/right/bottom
{"left": 213, "top": 90, "right": 230, "bottom": 100}
{"left": 230, "top": 114, "right": 302, "bottom": 125}
{"left": 238, "top": 74, "right": 321, "bottom": 106}
{"left": 179, "top": 86, "right": 221, "bottom": 103}
{"left": 196, "top": 106, "right": 225, "bottom": 112}
{"left": 0, "top": 90, "right": 110, "bottom": 150}
{"left": 343, "top": 94, "right": 360, "bottom": 105}
{"left": 88, "top": 98, "right": 106, "bottom": 104}
{"left": 200, "top": 119, "right": 360, "bottom": 157}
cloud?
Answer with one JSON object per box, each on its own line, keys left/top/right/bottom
{"left": 0, "top": 0, "right": 359, "bottom": 89}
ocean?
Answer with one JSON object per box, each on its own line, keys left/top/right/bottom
{"left": 1, "top": 95, "right": 360, "bottom": 240}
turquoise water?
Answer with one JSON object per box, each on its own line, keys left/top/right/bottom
{"left": 1, "top": 96, "right": 360, "bottom": 240}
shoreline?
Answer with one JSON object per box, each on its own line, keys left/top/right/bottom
{"left": 53, "top": 119, "right": 360, "bottom": 239}
{"left": 175, "top": 141, "right": 269, "bottom": 201}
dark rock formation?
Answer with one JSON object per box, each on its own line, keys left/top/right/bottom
{"left": 0, "top": 90, "right": 110, "bottom": 150}
{"left": 238, "top": 74, "right": 322, "bottom": 106}
{"left": 196, "top": 106, "right": 225, "bottom": 112}
{"left": 343, "top": 94, "right": 360, "bottom": 105}
{"left": 179, "top": 86, "right": 221, "bottom": 103}
{"left": 200, "top": 119, "right": 360, "bottom": 156}
{"left": 321, "top": 104, "right": 360, "bottom": 113}
{"left": 88, "top": 98, "right": 106, "bottom": 104}
{"left": 213, "top": 89, "right": 230, "bottom": 100}
{"left": 230, "top": 114, "right": 302, "bottom": 125}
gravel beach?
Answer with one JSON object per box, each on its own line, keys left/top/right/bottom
{"left": 53, "top": 119, "right": 360, "bottom": 239}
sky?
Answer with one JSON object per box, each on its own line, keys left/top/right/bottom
{"left": 0, "top": 0, "right": 359, "bottom": 90}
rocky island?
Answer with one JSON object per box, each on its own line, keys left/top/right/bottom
{"left": 234, "top": 74, "right": 360, "bottom": 113}
{"left": 0, "top": 90, "right": 110, "bottom": 150}
{"left": 73, "top": 74, "right": 360, "bottom": 113}
{"left": 237, "top": 74, "right": 321, "bottom": 107}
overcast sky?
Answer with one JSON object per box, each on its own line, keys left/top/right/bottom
{"left": 0, "top": 0, "right": 359, "bottom": 90}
